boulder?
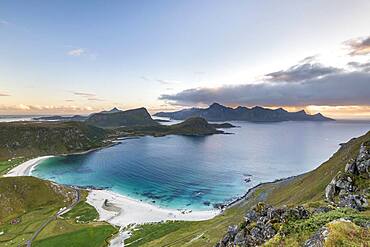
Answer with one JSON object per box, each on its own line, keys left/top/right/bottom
{"left": 339, "top": 194, "right": 368, "bottom": 211}
{"left": 233, "top": 229, "right": 246, "bottom": 245}
{"left": 227, "top": 225, "right": 239, "bottom": 238}
{"left": 335, "top": 176, "right": 353, "bottom": 192}
{"left": 357, "top": 160, "right": 370, "bottom": 176}
{"left": 249, "top": 226, "right": 264, "bottom": 244}
{"left": 325, "top": 180, "right": 336, "bottom": 202}
{"left": 267, "top": 207, "right": 284, "bottom": 222}
{"left": 345, "top": 162, "right": 357, "bottom": 174}
{"left": 261, "top": 223, "right": 276, "bottom": 239}
{"left": 304, "top": 226, "right": 329, "bottom": 247}
{"left": 296, "top": 205, "right": 310, "bottom": 219}
{"left": 244, "top": 209, "right": 258, "bottom": 223}
{"left": 357, "top": 145, "right": 368, "bottom": 161}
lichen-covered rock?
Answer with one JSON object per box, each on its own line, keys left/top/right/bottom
{"left": 244, "top": 209, "right": 258, "bottom": 223}
{"left": 216, "top": 204, "right": 310, "bottom": 246}
{"left": 325, "top": 184, "right": 336, "bottom": 202}
{"left": 228, "top": 225, "right": 239, "bottom": 238}
{"left": 249, "top": 226, "right": 264, "bottom": 244}
{"left": 304, "top": 226, "right": 329, "bottom": 247}
{"left": 339, "top": 194, "right": 368, "bottom": 211}
{"left": 345, "top": 162, "right": 357, "bottom": 174}
{"left": 233, "top": 229, "right": 246, "bottom": 245}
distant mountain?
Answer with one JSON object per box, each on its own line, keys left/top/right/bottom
{"left": 100, "top": 107, "right": 122, "bottom": 114}
{"left": 154, "top": 103, "right": 333, "bottom": 122}
{"left": 33, "top": 115, "right": 87, "bottom": 121}
{"left": 168, "top": 117, "right": 225, "bottom": 135}
{"left": 86, "top": 107, "right": 158, "bottom": 128}
{"left": 119, "top": 117, "right": 233, "bottom": 137}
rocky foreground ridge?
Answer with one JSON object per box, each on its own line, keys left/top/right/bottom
{"left": 216, "top": 142, "right": 369, "bottom": 246}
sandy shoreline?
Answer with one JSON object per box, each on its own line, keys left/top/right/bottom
{"left": 5, "top": 156, "right": 220, "bottom": 227}
{"left": 86, "top": 189, "right": 220, "bottom": 227}
{"left": 4, "top": 156, "right": 54, "bottom": 177}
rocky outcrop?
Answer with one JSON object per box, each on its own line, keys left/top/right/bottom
{"left": 215, "top": 203, "right": 310, "bottom": 247}
{"left": 324, "top": 143, "right": 369, "bottom": 211}
{"left": 304, "top": 226, "right": 329, "bottom": 247}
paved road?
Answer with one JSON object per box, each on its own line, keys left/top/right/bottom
{"left": 26, "top": 188, "right": 81, "bottom": 247}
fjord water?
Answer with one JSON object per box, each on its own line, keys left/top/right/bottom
{"left": 32, "top": 121, "right": 369, "bottom": 210}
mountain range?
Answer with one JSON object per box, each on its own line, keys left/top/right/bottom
{"left": 154, "top": 103, "right": 333, "bottom": 122}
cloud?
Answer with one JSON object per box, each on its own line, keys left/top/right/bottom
{"left": 160, "top": 71, "right": 370, "bottom": 107}
{"left": 87, "top": 97, "right": 105, "bottom": 101}
{"left": 156, "top": 79, "right": 181, "bottom": 85}
{"left": 140, "top": 76, "right": 181, "bottom": 85}
{"left": 0, "top": 104, "right": 94, "bottom": 113}
{"left": 348, "top": 61, "right": 370, "bottom": 72}
{"left": 67, "top": 48, "right": 85, "bottom": 57}
{"left": 72, "top": 91, "right": 96, "bottom": 97}
{"left": 265, "top": 62, "right": 341, "bottom": 82}
{"left": 345, "top": 36, "right": 370, "bottom": 56}
{"left": 0, "top": 92, "right": 10, "bottom": 96}
{"left": 298, "top": 55, "right": 319, "bottom": 64}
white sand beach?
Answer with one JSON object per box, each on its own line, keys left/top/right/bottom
{"left": 6, "top": 156, "right": 220, "bottom": 227}
{"left": 87, "top": 189, "right": 220, "bottom": 227}
{"left": 4, "top": 156, "right": 54, "bottom": 177}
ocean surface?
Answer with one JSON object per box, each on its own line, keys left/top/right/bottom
{"left": 32, "top": 120, "right": 370, "bottom": 210}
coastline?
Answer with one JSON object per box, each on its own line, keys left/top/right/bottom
{"left": 4, "top": 155, "right": 220, "bottom": 227}
{"left": 86, "top": 189, "right": 220, "bottom": 227}
{"left": 4, "top": 156, "right": 54, "bottom": 177}
{"left": 3, "top": 154, "right": 300, "bottom": 226}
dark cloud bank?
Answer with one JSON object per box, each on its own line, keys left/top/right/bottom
{"left": 160, "top": 62, "right": 370, "bottom": 107}
{"left": 161, "top": 35, "right": 370, "bottom": 107}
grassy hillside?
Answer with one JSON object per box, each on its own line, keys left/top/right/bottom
{"left": 0, "top": 176, "right": 73, "bottom": 246}
{"left": 265, "top": 130, "right": 370, "bottom": 206}
{"left": 124, "top": 131, "right": 370, "bottom": 246}
{"left": 0, "top": 121, "right": 107, "bottom": 160}
{"left": 0, "top": 177, "right": 117, "bottom": 247}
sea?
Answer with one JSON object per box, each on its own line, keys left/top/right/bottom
{"left": 30, "top": 120, "right": 369, "bottom": 211}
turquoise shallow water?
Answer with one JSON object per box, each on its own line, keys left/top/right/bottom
{"left": 32, "top": 121, "right": 369, "bottom": 210}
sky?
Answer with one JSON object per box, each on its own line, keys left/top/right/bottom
{"left": 0, "top": 0, "right": 370, "bottom": 119}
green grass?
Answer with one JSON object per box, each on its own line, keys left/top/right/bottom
{"left": 0, "top": 176, "right": 73, "bottom": 221}
{"left": 0, "top": 157, "right": 27, "bottom": 176}
{"left": 0, "top": 207, "right": 58, "bottom": 247}
{"left": 33, "top": 225, "right": 117, "bottom": 247}
{"left": 0, "top": 176, "right": 117, "bottom": 247}
{"left": 125, "top": 221, "right": 192, "bottom": 247}
{"left": 325, "top": 220, "right": 370, "bottom": 246}
{"left": 269, "top": 208, "right": 370, "bottom": 245}
{"left": 63, "top": 202, "right": 99, "bottom": 223}
{"left": 0, "top": 176, "right": 73, "bottom": 246}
